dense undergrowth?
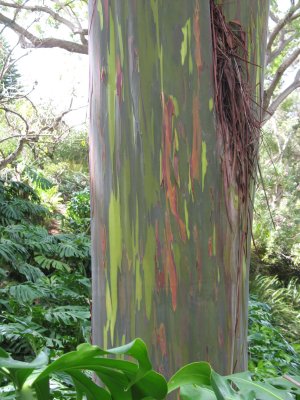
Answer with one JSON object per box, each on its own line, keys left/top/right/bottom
{"left": 0, "top": 177, "right": 299, "bottom": 398}
{"left": 0, "top": 178, "right": 91, "bottom": 360}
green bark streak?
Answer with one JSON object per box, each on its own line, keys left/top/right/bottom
{"left": 108, "top": 191, "right": 122, "bottom": 344}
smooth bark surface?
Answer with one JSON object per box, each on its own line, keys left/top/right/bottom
{"left": 89, "top": 0, "right": 269, "bottom": 377}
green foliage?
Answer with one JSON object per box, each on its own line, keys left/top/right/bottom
{"left": 66, "top": 188, "right": 90, "bottom": 233}
{"left": 0, "top": 339, "right": 299, "bottom": 400}
{"left": 0, "top": 178, "right": 91, "bottom": 359}
{"left": 0, "top": 36, "right": 21, "bottom": 97}
{"left": 33, "top": 131, "right": 89, "bottom": 200}
{"left": 248, "top": 298, "right": 300, "bottom": 379}
{"left": 253, "top": 95, "right": 300, "bottom": 275}
{"left": 250, "top": 275, "right": 300, "bottom": 343}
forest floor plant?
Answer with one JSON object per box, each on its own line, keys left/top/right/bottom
{"left": 0, "top": 339, "right": 299, "bottom": 400}
{"left": 0, "top": 178, "right": 91, "bottom": 359}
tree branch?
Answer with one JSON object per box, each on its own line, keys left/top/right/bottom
{"left": 0, "top": 1, "right": 87, "bottom": 39}
{"left": 0, "top": 137, "right": 27, "bottom": 169}
{"left": 0, "top": 107, "right": 30, "bottom": 133}
{"left": 267, "top": 34, "right": 295, "bottom": 65}
{"left": 264, "top": 48, "right": 300, "bottom": 109}
{"left": 0, "top": 12, "right": 88, "bottom": 54}
{"left": 267, "top": 1, "right": 300, "bottom": 54}
{"left": 263, "top": 71, "right": 300, "bottom": 123}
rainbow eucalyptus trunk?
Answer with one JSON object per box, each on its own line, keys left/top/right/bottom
{"left": 89, "top": 0, "right": 269, "bottom": 376}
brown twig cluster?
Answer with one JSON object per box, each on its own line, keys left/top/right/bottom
{"left": 210, "top": 0, "right": 261, "bottom": 205}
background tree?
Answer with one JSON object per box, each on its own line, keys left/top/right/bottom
{"left": 1, "top": 0, "right": 299, "bottom": 118}
{"left": 263, "top": 0, "right": 300, "bottom": 122}
{"left": 0, "top": 35, "right": 20, "bottom": 97}
{"left": 89, "top": 0, "right": 269, "bottom": 377}
{"left": 0, "top": 0, "right": 88, "bottom": 54}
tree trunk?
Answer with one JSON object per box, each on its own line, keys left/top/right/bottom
{"left": 89, "top": 0, "right": 269, "bottom": 377}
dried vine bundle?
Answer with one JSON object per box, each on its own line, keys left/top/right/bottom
{"left": 210, "top": 0, "right": 261, "bottom": 205}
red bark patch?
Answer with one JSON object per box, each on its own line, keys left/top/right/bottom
{"left": 162, "top": 94, "right": 187, "bottom": 241}
{"left": 218, "top": 326, "right": 224, "bottom": 347}
{"left": 156, "top": 323, "right": 167, "bottom": 357}
{"left": 116, "top": 57, "right": 123, "bottom": 100}
{"left": 103, "top": 0, "right": 109, "bottom": 29}
{"left": 100, "top": 66, "right": 106, "bottom": 82}
{"left": 190, "top": 95, "right": 201, "bottom": 185}
{"left": 164, "top": 213, "right": 177, "bottom": 311}
{"left": 155, "top": 221, "right": 165, "bottom": 289}
{"left": 208, "top": 237, "right": 213, "bottom": 257}
{"left": 156, "top": 266, "right": 165, "bottom": 290}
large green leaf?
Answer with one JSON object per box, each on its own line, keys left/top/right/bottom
{"left": 106, "top": 338, "right": 153, "bottom": 388}
{"left": 95, "top": 366, "right": 132, "bottom": 400}
{"left": 228, "top": 372, "right": 295, "bottom": 400}
{"left": 168, "top": 362, "right": 212, "bottom": 393}
{"left": 267, "top": 375, "right": 300, "bottom": 396}
{"left": 68, "top": 370, "right": 111, "bottom": 400}
{"left": 132, "top": 370, "right": 168, "bottom": 400}
{"left": 0, "top": 350, "right": 48, "bottom": 370}
{"left": 0, "top": 350, "right": 48, "bottom": 391}
{"left": 211, "top": 371, "right": 243, "bottom": 400}
{"left": 31, "top": 340, "right": 167, "bottom": 399}
{"left": 179, "top": 384, "right": 217, "bottom": 400}
{"left": 212, "top": 371, "right": 297, "bottom": 400}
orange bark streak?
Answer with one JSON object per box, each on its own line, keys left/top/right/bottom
{"left": 156, "top": 323, "right": 167, "bottom": 357}
{"left": 190, "top": 95, "right": 201, "bottom": 184}
{"left": 164, "top": 213, "right": 177, "bottom": 311}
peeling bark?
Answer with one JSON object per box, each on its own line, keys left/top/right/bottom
{"left": 89, "top": 0, "right": 269, "bottom": 377}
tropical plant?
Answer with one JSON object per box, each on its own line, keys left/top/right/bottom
{"left": 253, "top": 94, "right": 300, "bottom": 276}
{"left": 0, "top": 35, "right": 21, "bottom": 97}
{"left": 0, "top": 178, "right": 91, "bottom": 359}
{"left": 66, "top": 188, "right": 90, "bottom": 233}
{"left": 0, "top": 339, "right": 299, "bottom": 400}
{"left": 248, "top": 298, "right": 300, "bottom": 379}
{"left": 250, "top": 275, "right": 300, "bottom": 344}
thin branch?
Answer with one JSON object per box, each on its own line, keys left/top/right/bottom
{"left": 0, "top": 107, "right": 30, "bottom": 132}
{"left": 0, "top": 1, "right": 87, "bottom": 37}
{"left": 264, "top": 48, "right": 300, "bottom": 109}
{"left": 0, "top": 137, "right": 27, "bottom": 169}
{"left": 0, "top": 134, "right": 26, "bottom": 144}
{"left": 264, "top": 70, "right": 300, "bottom": 123}
{"left": 0, "top": 12, "right": 88, "bottom": 54}
{"left": 267, "top": 34, "right": 295, "bottom": 65}
{"left": 267, "top": 1, "right": 300, "bottom": 53}
{"left": 270, "top": 11, "right": 279, "bottom": 23}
